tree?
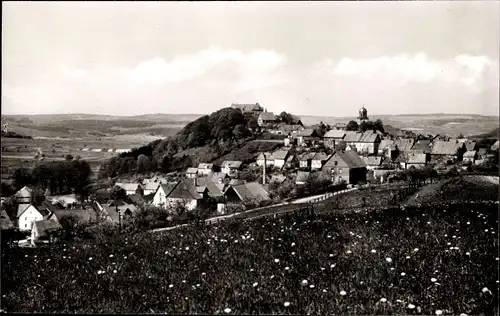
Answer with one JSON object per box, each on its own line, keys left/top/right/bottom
{"left": 359, "top": 120, "right": 375, "bottom": 133}
{"left": 345, "top": 120, "right": 359, "bottom": 131}
{"left": 12, "top": 168, "right": 33, "bottom": 190}
{"left": 65, "top": 154, "right": 74, "bottom": 161}
{"left": 110, "top": 186, "right": 127, "bottom": 200}
{"left": 1, "top": 182, "right": 15, "bottom": 197}
{"left": 279, "top": 112, "right": 295, "bottom": 125}
{"left": 374, "top": 119, "right": 385, "bottom": 133}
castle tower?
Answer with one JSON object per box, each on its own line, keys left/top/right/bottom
{"left": 358, "top": 105, "right": 369, "bottom": 123}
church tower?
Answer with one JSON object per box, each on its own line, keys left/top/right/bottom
{"left": 358, "top": 105, "right": 369, "bottom": 123}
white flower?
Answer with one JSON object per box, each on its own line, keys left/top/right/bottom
{"left": 390, "top": 267, "right": 395, "bottom": 271}
{"left": 224, "top": 308, "right": 231, "bottom": 313}
{"left": 250, "top": 269, "right": 254, "bottom": 272}
{"left": 406, "top": 256, "right": 411, "bottom": 259}
{"left": 253, "top": 282, "right": 258, "bottom": 287}
{"left": 185, "top": 247, "right": 189, "bottom": 250}
{"left": 408, "top": 304, "right": 415, "bottom": 309}
{"left": 371, "top": 249, "right": 377, "bottom": 253}
{"left": 339, "top": 290, "right": 347, "bottom": 296}
{"left": 109, "top": 254, "right": 114, "bottom": 258}
{"left": 291, "top": 242, "right": 296, "bottom": 247}
{"left": 291, "top": 252, "right": 296, "bottom": 255}
{"left": 466, "top": 252, "right": 471, "bottom": 256}
{"left": 88, "top": 257, "right": 93, "bottom": 261}
{"left": 386, "top": 258, "right": 393, "bottom": 263}
{"left": 466, "top": 222, "right": 470, "bottom": 225}
{"left": 302, "top": 280, "right": 308, "bottom": 285}
{"left": 113, "top": 270, "right": 117, "bottom": 274}
{"left": 274, "top": 259, "right": 280, "bottom": 263}
{"left": 482, "top": 287, "right": 492, "bottom": 294}
{"left": 447, "top": 242, "right": 452, "bottom": 246}
{"left": 323, "top": 289, "right": 327, "bottom": 293}
{"left": 380, "top": 298, "right": 387, "bottom": 303}
{"left": 169, "top": 284, "right": 173, "bottom": 288}
{"left": 309, "top": 284, "right": 315, "bottom": 288}
{"left": 414, "top": 248, "right": 419, "bottom": 252}
{"left": 270, "top": 275, "right": 275, "bottom": 279}
{"left": 431, "top": 278, "right": 437, "bottom": 282}
{"left": 329, "top": 254, "right": 334, "bottom": 257}
{"left": 346, "top": 250, "right": 352, "bottom": 254}
{"left": 435, "top": 310, "right": 443, "bottom": 315}
{"left": 202, "top": 272, "right": 206, "bottom": 276}
{"left": 401, "top": 272, "right": 406, "bottom": 276}
{"left": 285, "top": 267, "right": 290, "bottom": 271}
{"left": 284, "top": 302, "right": 290, "bottom": 307}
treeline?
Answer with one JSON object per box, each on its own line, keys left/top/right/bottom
{"left": 99, "top": 108, "right": 256, "bottom": 178}
{"left": 0, "top": 131, "right": 32, "bottom": 139}
{"left": 345, "top": 119, "right": 385, "bottom": 133}
{"left": 12, "top": 160, "right": 92, "bottom": 198}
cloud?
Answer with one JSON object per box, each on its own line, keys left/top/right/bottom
{"left": 2, "top": 49, "right": 498, "bottom": 116}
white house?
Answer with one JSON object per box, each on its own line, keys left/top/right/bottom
{"left": 197, "top": 163, "right": 214, "bottom": 176}
{"left": 311, "top": 152, "right": 331, "bottom": 171}
{"left": 463, "top": 150, "right": 478, "bottom": 163}
{"left": 256, "top": 153, "right": 275, "bottom": 167}
{"left": 272, "top": 150, "right": 289, "bottom": 169}
{"left": 152, "top": 183, "right": 178, "bottom": 208}
{"left": 31, "top": 219, "right": 62, "bottom": 243}
{"left": 221, "top": 161, "right": 243, "bottom": 176}
{"left": 15, "top": 186, "right": 33, "bottom": 204}
{"left": 186, "top": 167, "right": 198, "bottom": 179}
{"left": 360, "top": 156, "right": 383, "bottom": 170}
{"left": 143, "top": 182, "right": 161, "bottom": 196}
{"left": 17, "top": 204, "right": 44, "bottom": 231}
{"left": 152, "top": 180, "right": 202, "bottom": 211}
{"left": 114, "top": 183, "right": 143, "bottom": 196}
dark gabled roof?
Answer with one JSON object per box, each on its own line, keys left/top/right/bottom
{"left": 407, "top": 153, "right": 427, "bottom": 164}
{"left": 209, "top": 172, "right": 230, "bottom": 184}
{"left": 343, "top": 131, "right": 363, "bottom": 142}
{"left": 115, "top": 183, "right": 142, "bottom": 192}
{"left": 272, "top": 150, "right": 289, "bottom": 160}
{"left": 323, "top": 130, "right": 346, "bottom": 139}
{"left": 295, "top": 129, "right": 318, "bottom": 137}
{"left": 231, "top": 182, "right": 270, "bottom": 202}
{"left": 410, "top": 140, "right": 431, "bottom": 153}
{"left": 221, "top": 161, "right": 243, "bottom": 169}
{"left": 311, "top": 152, "right": 330, "bottom": 162}
{"left": 143, "top": 182, "right": 161, "bottom": 191}
{"left": 359, "top": 132, "right": 380, "bottom": 143}
{"left": 464, "top": 140, "right": 477, "bottom": 151}
{"left": 463, "top": 150, "right": 477, "bottom": 158}
{"left": 33, "top": 220, "right": 62, "bottom": 235}
{"left": 361, "top": 156, "right": 383, "bottom": 166}
{"left": 159, "top": 182, "right": 179, "bottom": 197}
{"left": 126, "top": 193, "right": 146, "bottom": 206}
{"left": 431, "top": 140, "right": 463, "bottom": 155}
{"left": 259, "top": 112, "right": 278, "bottom": 121}
{"left": 299, "top": 152, "right": 316, "bottom": 161}
{"left": 379, "top": 139, "right": 394, "bottom": 151}
{"left": 332, "top": 151, "right": 366, "bottom": 169}
{"left": 17, "top": 203, "right": 44, "bottom": 218}
{"left": 168, "top": 179, "right": 202, "bottom": 200}
{"left": 394, "top": 138, "right": 415, "bottom": 152}
{"left": 15, "top": 186, "right": 32, "bottom": 199}
{"left": 205, "top": 181, "right": 224, "bottom": 198}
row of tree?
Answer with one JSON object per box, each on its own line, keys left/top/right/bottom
{"left": 345, "top": 119, "right": 385, "bottom": 133}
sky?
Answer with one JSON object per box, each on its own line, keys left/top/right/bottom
{"left": 2, "top": 1, "right": 499, "bottom": 117}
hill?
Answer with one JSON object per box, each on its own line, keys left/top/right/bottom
{"left": 470, "top": 127, "right": 499, "bottom": 140}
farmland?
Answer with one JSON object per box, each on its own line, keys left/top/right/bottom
{"left": 2, "top": 199, "right": 498, "bottom": 314}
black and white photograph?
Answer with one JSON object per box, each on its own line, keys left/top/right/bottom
{"left": 1, "top": 1, "right": 499, "bottom": 314}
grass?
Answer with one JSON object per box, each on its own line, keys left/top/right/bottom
{"left": 1, "top": 201, "right": 498, "bottom": 314}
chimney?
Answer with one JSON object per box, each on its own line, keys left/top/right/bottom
{"left": 263, "top": 154, "right": 267, "bottom": 185}
{"left": 194, "top": 177, "right": 197, "bottom": 187}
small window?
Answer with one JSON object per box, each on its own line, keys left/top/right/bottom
{"left": 25, "top": 224, "right": 27, "bottom": 228}
{"left": 334, "top": 161, "right": 338, "bottom": 166}
{"left": 25, "top": 217, "right": 27, "bottom": 220}
{"left": 339, "top": 169, "right": 343, "bottom": 174}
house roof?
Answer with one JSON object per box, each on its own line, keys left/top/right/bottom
{"left": 33, "top": 219, "right": 62, "bottom": 235}
{"left": 272, "top": 150, "right": 289, "bottom": 160}
{"left": 359, "top": 132, "right": 380, "bottom": 143}
{"left": 17, "top": 203, "right": 44, "bottom": 218}
{"left": 231, "top": 182, "right": 270, "bottom": 202}
{"left": 323, "top": 130, "right": 346, "bottom": 139}
{"left": 410, "top": 140, "right": 431, "bottom": 153}
{"left": 221, "top": 161, "right": 243, "bottom": 169}
{"left": 295, "top": 129, "right": 317, "bottom": 137}
{"left": 168, "top": 179, "right": 202, "bottom": 200}
{"left": 205, "top": 181, "right": 224, "bottom": 198}
{"left": 1, "top": 209, "right": 14, "bottom": 230}
{"left": 280, "top": 124, "right": 304, "bottom": 133}
{"left": 270, "top": 175, "right": 287, "bottom": 184}
{"left": 431, "top": 141, "right": 463, "bottom": 156}
{"left": 50, "top": 209, "right": 98, "bottom": 223}
{"left": 231, "top": 103, "right": 263, "bottom": 112}
{"left": 311, "top": 152, "right": 330, "bottom": 162}
{"left": 143, "top": 182, "right": 161, "bottom": 191}
{"left": 159, "top": 182, "right": 179, "bottom": 197}
{"left": 296, "top": 171, "right": 311, "bottom": 182}
{"left": 361, "top": 156, "right": 383, "bottom": 166}
{"left": 343, "top": 131, "right": 363, "bottom": 142}
{"left": 491, "top": 140, "right": 499, "bottom": 151}
{"left": 198, "top": 163, "right": 213, "bottom": 169}
{"left": 186, "top": 167, "right": 198, "bottom": 174}
{"left": 463, "top": 150, "right": 477, "bottom": 158}
{"left": 15, "top": 186, "right": 32, "bottom": 199}
{"left": 407, "top": 153, "right": 427, "bottom": 164}
{"left": 394, "top": 138, "right": 415, "bottom": 152}
{"left": 257, "top": 152, "right": 272, "bottom": 161}
{"left": 332, "top": 151, "right": 366, "bottom": 169}
{"left": 115, "top": 183, "right": 141, "bottom": 192}
{"left": 464, "top": 140, "right": 477, "bottom": 151}
{"left": 259, "top": 112, "right": 277, "bottom": 121}
{"left": 126, "top": 193, "right": 146, "bottom": 206}
{"left": 379, "top": 139, "right": 394, "bottom": 151}
{"left": 299, "top": 152, "right": 316, "bottom": 161}
{"left": 286, "top": 155, "right": 295, "bottom": 163}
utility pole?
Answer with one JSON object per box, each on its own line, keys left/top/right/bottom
{"left": 117, "top": 205, "right": 121, "bottom": 233}
{"left": 263, "top": 154, "right": 266, "bottom": 185}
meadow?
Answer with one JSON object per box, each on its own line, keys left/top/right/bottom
{"left": 2, "top": 200, "right": 498, "bottom": 314}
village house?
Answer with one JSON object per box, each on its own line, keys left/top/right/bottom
{"left": 299, "top": 152, "right": 315, "bottom": 170}
{"left": 100, "top": 201, "right": 138, "bottom": 223}
{"left": 311, "top": 152, "right": 331, "bottom": 171}
{"left": 114, "top": 183, "right": 143, "bottom": 196}
{"left": 295, "top": 171, "right": 311, "bottom": 185}
{"left": 405, "top": 153, "right": 429, "bottom": 169}
{"left": 272, "top": 150, "right": 290, "bottom": 169}
{"left": 354, "top": 132, "right": 381, "bottom": 155}
{"left": 342, "top": 131, "right": 362, "bottom": 150}
{"left": 143, "top": 182, "right": 161, "bottom": 196}
{"left": 378, "top": 139, "right": 394, "bottom": 156}
{"left": 127, "top": 193, "right": 148, "bottom": 207}
{"left": 334, "top": 122, "right": 347, "bottom": 130}
{"left": 152, "top": 179, "right": 202, "bottom": 211}
{"left": 464, "top": 140, "right": 477, "bottom": 152}
{"left": 431, "top": 140, "right": 466, "bottom": 162}
{"left": 256, "top": 152, "right": 275, "bottom": 167}
{"left": 491, "top": 140, "right": 499, "bottom": 151}
{"left": 410, "top": 139, "right": 432, "bottom": 154}
{"left": 14, "top": 186, "right": 33, "bottom": 204}
{"left": 323, "top": 130, "right": 346, "bottom": 149}
{"left": 47, "top": 208, "right": 99, "bottom": 226}
{"left": 477, "top": 148, "right": 489, "bottom": 160}
{"left": 17, "top": 203, "right": 48, "bottom": 231}
{"left": 278, "top": 124, "right": 305, "bottom": 135}
{"left": 231, "top": 103, "right": 264, "bottom": 117}
{"left": 185, "top": 167, "right": 198, "bottom": 179}
{"left": 197, "top": 163, "right": 214, "bottom": 176}
{"left": 360, "top": 156, "right": 383, "bottom": 170}
{"left": 258, "top": 112, "right": 279, "bottom": 127}
{"left": 31, "top": 219, "right": 62, "bottom": 243}
{"left": 463, "top": 150, "right": 478, "bottom": 164}
{"left": 1, "top": 208, "right": 14, "bottom": 230}
{"left": 394, "top": 138, "right": 415, "bottom": 153}
{"left": 221, "top": 161, "right": 243, "bottom": 176}
{"left": 322, "top": 150, "right": 367, "bottom": 185}
{"left": 270, "top": 175, "right": 288, "bottom": 186}
{"left": 295, "top": 129, "right": 321, "bottom": 147}
{"left": 285, "top": 154, "right": 297, "bottom": 169}
{"left": 224, "top": 182, "right": 270, "bottom": 204}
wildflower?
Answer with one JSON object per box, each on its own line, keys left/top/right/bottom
{"left": 250, "top": 269, "right": 254, "bottom": 272}
{"left": 401, "top": 272, "right": 406, "bottom": 276}
{"left": 466, "top": 252, "right": 471, "bottom": 256}
{"left": 291, "top": 242, "right": 296, "bottom": 247}
{"left": 329, "top": 254, "right": 334, "bottom": 257}
{"left": 224, "top": 308, "right": 231, "bottom": 313}
{"left": 414, "top": 248, "right": 419, "bottom": 252}
{"left": 408, "top": 304, "right": 415, "bottom": 309}
{"left": 466, "top": 222, "right": 470, "bottom": 225}
{"left": 346, "top": 250, "right": 352, "bottom": 254}
{"left": 109, "top": 254, "right": 114, "bottom": 258}
{"left": 169, "top": 284, "right": 173, "bottom": 288}
{"left": 406, "top": 256, "right": 411, "bottom": 259}
{"left": 270, "top": 275, "right": 275, "bottom": 279}
{"left": 274, "top": 259, "right": 280, "bottom": 263}
{"left": 253, "top": 282, "right": 258, "bottom": 287}
{"left": 390, "top": 267, "right": 395, "bottom": 271}
{"left": 331, "top": 264, "right": 336, "bottom": 268}
{"left": 113, "top": 270, "right": 117, "bottom": 274}
{"left": 435, "top": 310, "right": 443, "bottom": 315}
{"left": 185, "top": 247, "right": 189, "bottom": 251}
{"left": 339, "top": 290, "right": 347, "bottom": 296}
{"left": 285, "top": 267, "right": 290, "bottom": 271}
{"left": 482, "top": 287, "right": 492, "bottom": 294}
{"left": 380, "top": 298, "right": 387, "bottom": 303}
{"left": 309, "top": 284, "right": 315, "bottom": 288}
{"left": 302, "top": 280, "right": 308, "bottom": 285}
{"left": 88, "top": 257, "right": 93, "bottom": 261}
{"left": 431, "top": 278, "right": 437, "bottom": 282}
{"left": 323, "top": 289, "right": 327, "bottom": 293}
{"left": 284, "top": 302, "right": 291, "bottom": 307}
{"left": 291, "top": 252, "right": 296, "bottom": 255}
{"left": 386, "top": 257, "right": 393, "bottom": 263}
